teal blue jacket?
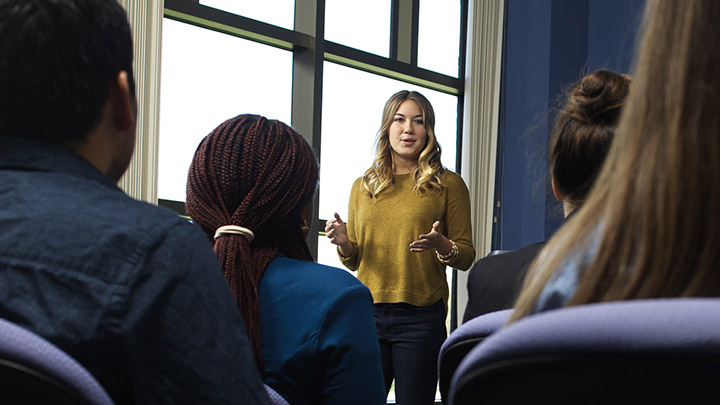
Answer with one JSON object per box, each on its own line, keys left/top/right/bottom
{"left": 260, "top": 256, "right": 385, "bottom": 404}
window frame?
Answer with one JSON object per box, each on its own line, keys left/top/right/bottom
{"left": 160, "top": 0, "right": 469, "bottom": 331}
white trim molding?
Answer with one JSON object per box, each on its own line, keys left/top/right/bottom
{"left": 117, "top": 0, "right": 163, "bottom": 204}
{"left": 457, "top": 0, "right": 505, "bottom": 322}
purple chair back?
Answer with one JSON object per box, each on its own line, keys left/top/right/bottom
{"left": 264, "top": 384, "right": 289, "bottom": 405}
{"left": 449, "top": 298, "right": 720, "bottom": 405}
{"left": 0, "top": 318, "right": 113, "bottom": 404}
{"left": 438, "top": 309, "right": 512, "bottom": 403}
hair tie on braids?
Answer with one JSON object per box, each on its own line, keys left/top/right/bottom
{"left": 214, "top": 225, "right": 255, "bottom": 242}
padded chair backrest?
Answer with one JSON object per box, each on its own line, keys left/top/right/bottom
{"left": 438, "top": 309, "right": 512, "bottom": 403}
{"left": 264, "top": 384, "right": 290, "bottom": 405}
{"left": 0, "top": 318, "right": 113, "bottom": 405}
{"left": 448, "top": 298, "right": 720, "bottom": 405}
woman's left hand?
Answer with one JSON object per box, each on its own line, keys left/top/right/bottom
{"left": 410, "top": 221, "right": 452, "bottom": 254}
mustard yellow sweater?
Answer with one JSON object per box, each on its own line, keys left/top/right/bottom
{"left": 339, "top": 170, "right": 475, "bottom": 307}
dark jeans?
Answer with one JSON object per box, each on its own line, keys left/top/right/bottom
{"left": 374, "top": 300, "right": 446, "bottom": 405}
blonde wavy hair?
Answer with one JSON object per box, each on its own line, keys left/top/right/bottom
{"left": 362, "top": 90, "right": 443, "bottom": 198}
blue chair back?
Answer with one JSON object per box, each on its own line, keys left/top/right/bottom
{"left": 0, "top": 318, "right": 113, "bottom": 404}
{"left": 264, "top": 384, "right": 289, "bottom": 405}
{"left": 448, "top": 298, "right": 720, "bottom": 405}
{"left": 438, "top": 309, "right": 512, "bottom": 403}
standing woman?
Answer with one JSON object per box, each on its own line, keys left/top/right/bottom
{"left": 326, "top": 90, "right": 475, "bottom": 404}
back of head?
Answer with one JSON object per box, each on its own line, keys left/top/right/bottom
{"left": 185, "top": 114, "right": 319, "bottom": 371}
{"left": 511, "top": 0, "right": 720, "bottom": 322}
{"left": 549, "top": 69, "right": 630, "bottom": 208}
{"left": 0, "top": 0, "right": 135, "bottom": 142}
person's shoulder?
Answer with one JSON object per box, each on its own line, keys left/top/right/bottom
{"left": 121, "top": 195, "right": 197, "bottom": 227}
{"left": 112, "top": 198, "right": 216, "bottom": 257}
{"left": 346, "top": 176, "right": 362, "bottom": 194}
{"left": 127, "top": 198, "right": 192, "bottom": 229}
{"left": 269, "top": 257, "right": 367, "bottom": 290}
{"left": 440, "top": 169, "right": 468, "bottom": 189}
{"left": 515, "top": 241, "right": 546, "bottom": 257}
{"left": 87, "top": 192, "right": 208, "bottom": 252}
{"left": 479, "top": 242, "right": 545, "bottom": 263}
{"left": 471, "top": 242, "right": 546, "bottom": 274}
{"left": 38, "top": 166, "right": 195, "bottom": 241}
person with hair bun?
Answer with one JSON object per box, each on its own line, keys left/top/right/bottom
{"left": 510, "top": 0, "right": 720, "bottom": 323}
{"left": 186, "top": 114, "right": 385, "bottom": 405}
{"left": 325, "top": 90, "right": 475, "bottom": 404}
{"left": 463, "top": 69, "right": 631, "bottom": 322}
{"left": 549, "top": 69, "right": 632, "bottom": 217}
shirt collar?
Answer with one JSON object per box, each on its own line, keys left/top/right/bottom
{"left": 0, "top": 136, "right": 122, "bottom": 193}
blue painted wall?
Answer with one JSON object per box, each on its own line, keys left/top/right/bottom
{"left": 492, "top": 0, "right": 645, "bottom": 251}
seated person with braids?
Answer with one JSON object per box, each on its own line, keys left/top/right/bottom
{"left": 463, "top": 69, "right": 631, "bottom": 322}
{"left": 185, "top": 114, "right": 386, "bottom": 405}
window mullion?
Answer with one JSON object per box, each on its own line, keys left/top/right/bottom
{"left": 293, "top": 0, "right": 326, "bottom": 259}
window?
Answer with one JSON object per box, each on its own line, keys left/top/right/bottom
{"left": 158, "top": 18, "right": 292, "bottom": 202}
{"left": 325, "top": 0, "right": 392, "bottom": 57}
{"left": 160, "top": 0, "right": 466, "bottom": 251}
{"left": 160, "top": 0, "right": 469, "bottom": 348}
{"left": 200, "top": 0, "right": 295, "bottom": 29}
{"left": 418, "top": 0, "right": 461, "bottom": 77}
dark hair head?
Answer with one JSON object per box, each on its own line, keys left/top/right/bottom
{"left": 0, "top": 0, "right": 135, "bottom": 142}
{"left": 185, "top": 114, "right": 319, "bottom": 371}
{"left": 549, "top": 69, "right": 631, "bottom": 207}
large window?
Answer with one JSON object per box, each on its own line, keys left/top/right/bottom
{"left": 325, "top": 0, "right": 391, "bottom": 57}
{"left": 160, "top": 0, "right": 466, "bottom": 248}
{"left": 158, "top": 18, "right": 292, "bottom": 202}
{"left": 159, "top": 1, "right": 469, "bottom": 402}
{"left": 418, "top": 0, "right": 461, "bottom": 77}
{"left": 200, "top": 0, "right": 295, "bottom": 29}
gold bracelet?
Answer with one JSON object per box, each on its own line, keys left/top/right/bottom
{"left": 436, "top": 240, "right": 458, "bottom": 264}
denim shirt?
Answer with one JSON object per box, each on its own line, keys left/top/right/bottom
{"left": 0, "top": 137, "right": 268, "bottom": 404}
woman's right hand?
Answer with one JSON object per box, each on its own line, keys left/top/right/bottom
{"left": 325, "top": 212, "right": 353, "bottom": 257}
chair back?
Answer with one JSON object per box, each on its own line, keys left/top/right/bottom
{"left": 448, "top": 298, "right": 720, "bottom": 405}
{"left": 0, "top": 318, "right": 113, "bottom": 405}
{"left": 264, "top": 384, "right": 290, "bottom": 405}
{"left": 438, "top": 309, "right": 512, "bottom": 403}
